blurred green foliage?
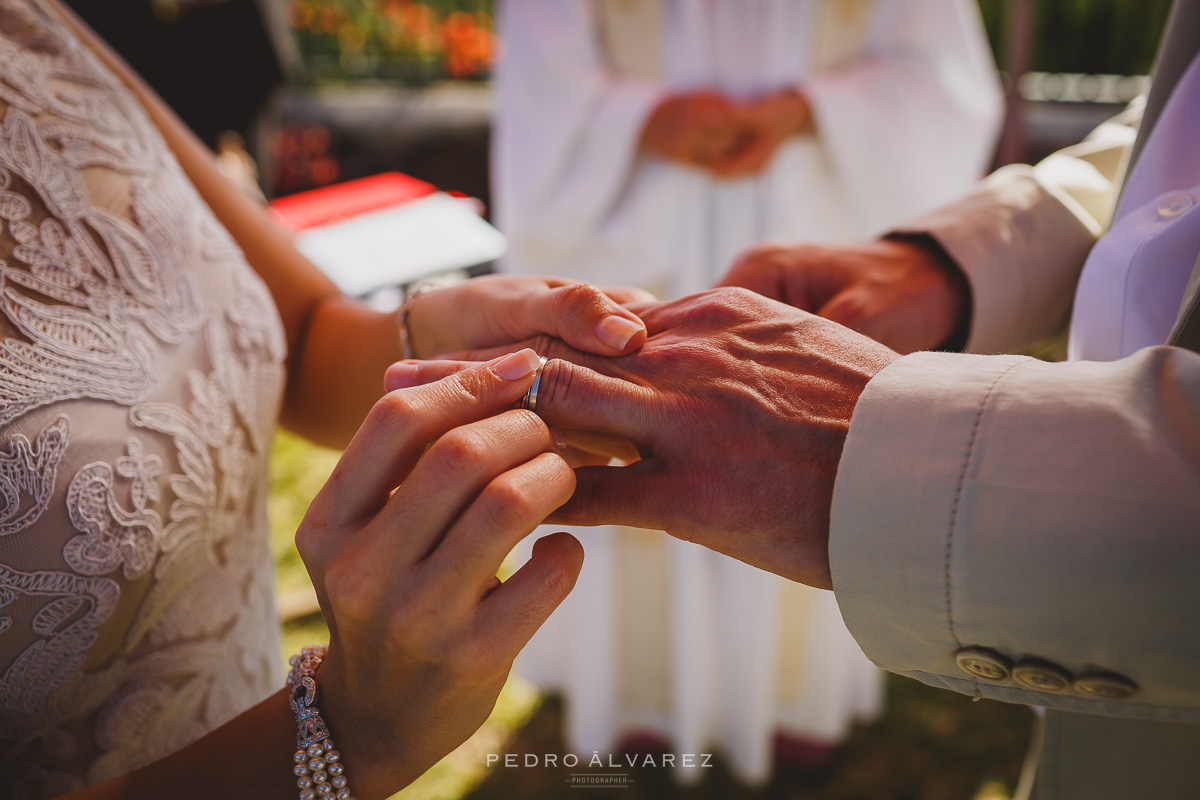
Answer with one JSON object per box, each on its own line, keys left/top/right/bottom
{"left": 285, "top": 0, "right": 1174, "bottom": 86}
{"left": 976, "top": 0, "right": 1174, "bottom": 75}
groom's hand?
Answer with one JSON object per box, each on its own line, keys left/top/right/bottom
{"left": 392, "top": 288, "right": 899, "bottom": 589}
{"left": 720, "top": 238, "right": 970, "bottom": 354}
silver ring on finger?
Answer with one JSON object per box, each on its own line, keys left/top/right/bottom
{"left": 519, "top": 356, "right": 548, "bottom": 412}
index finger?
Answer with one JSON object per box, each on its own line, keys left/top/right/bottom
{"left": 417, "top": 334, "right": 586, "bottom": 367}
{"left": 306, "top": 349, "right": 544, "bottom": 533}
{"left": 387, "top": 352, "right": 662, "bottom": 447}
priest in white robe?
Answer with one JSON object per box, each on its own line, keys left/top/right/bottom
{"left": 491, "top": 0, "right": 1003, "bottom": 783}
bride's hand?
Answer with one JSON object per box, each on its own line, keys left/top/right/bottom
{"left": 404, "top": 275, "right": 654, "bottom": 359}
{"left": 294, "top": 349, "right": 583, "bottom": 797}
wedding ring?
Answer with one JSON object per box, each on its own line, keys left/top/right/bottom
{"left": 519, "top": 357, "right": 548, "bottom": 412}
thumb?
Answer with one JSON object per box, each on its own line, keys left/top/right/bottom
{"left": 814, "top": 286, "right": 877, "bottom": 335}
{"left": 718, "top": 246, "right": 811, "bottom": 308}
{"left": 521, "top": 283, "right": 648, "bottom": 355}
{"left": 720, "top": 245, "right": 854, "bottom": 313}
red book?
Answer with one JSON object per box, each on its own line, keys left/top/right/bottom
{"left": 269, "top": 172, "right": 437, "bottom": 232}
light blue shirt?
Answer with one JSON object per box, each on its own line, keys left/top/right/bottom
{"left": 1069, "top": 51, "right": 1200, "bottom": 361}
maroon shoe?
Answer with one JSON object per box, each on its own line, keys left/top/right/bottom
{"left": 773, "top": 731, "right": 837, "bottom": 771}
{"left": 615, "top": 729, "right": 672, "bottom": 756}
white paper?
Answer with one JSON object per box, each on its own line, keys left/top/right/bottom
{"left": 292, "top": 192, "right": 508, "bottom": 296}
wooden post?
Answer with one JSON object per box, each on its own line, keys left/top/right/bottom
{"left": 996, "top": 0, "right": 1036, "bottom": 165}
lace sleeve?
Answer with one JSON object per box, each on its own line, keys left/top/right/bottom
{"left": 0, "top": 2, "right": 286, "bottom": 796}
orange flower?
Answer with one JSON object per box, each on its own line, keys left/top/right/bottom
{"left": 319, "top": 6, "right": 338, "bottom": 33}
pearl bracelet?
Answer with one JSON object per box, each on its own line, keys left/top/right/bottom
{"left": 288, "top": 645, "right": 355, "bottom": 800}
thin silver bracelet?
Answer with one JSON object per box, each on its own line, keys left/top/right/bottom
{"left": 288, "top": 645, "right": 356, "bottom": 800}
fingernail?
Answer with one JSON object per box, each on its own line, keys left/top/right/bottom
{"left": 493, "top": 348, "right": 542, "bottom": 381}
{"left": 385, "top": 361, "right": 419, "bottom": 390}
{"left": 549, "top": 427, "right": 568, "bottom": 450}
{"left": 596, "top": 315, "right": 644, "bottom": 350}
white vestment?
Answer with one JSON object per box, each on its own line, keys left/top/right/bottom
{"left": 492, "top": 0, "right": 1002, "bottom": 783}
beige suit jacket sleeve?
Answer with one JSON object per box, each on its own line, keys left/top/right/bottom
{"left": 892, "top": 110, "right": 1139, "bottom": 354}
{"left": 828, "top": 346, "right": 1200, "bottom": 722}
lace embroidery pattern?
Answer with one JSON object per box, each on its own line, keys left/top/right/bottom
{"left": 0, "top": 104, "right": 202, "bottom": 428}
{"left": 0, "top": 561, "right": 120, "bottom": 736}
{"left": 63, "top": 459, "right": 163, "bottom": 580}
{"left": 0, "top": 413, "right": 67, "bottom": 534}
{"left": 115, "top": 436, "right": 162, "bottom": 511}
{"left": 0, "top": 1, "right": 287, "bottom": 795}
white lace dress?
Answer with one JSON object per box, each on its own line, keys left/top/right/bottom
{"left": 0, "top": 1, "right": 287, "bottom": 796}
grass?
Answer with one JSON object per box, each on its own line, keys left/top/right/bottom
{"left": 270, "top": 429, "right": 1033, "bottom": 800}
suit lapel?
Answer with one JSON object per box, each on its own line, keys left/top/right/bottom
{"left": 1125, "top": 0, "right": 1200, "bottom": 175}
{"left": 1134, "top": 0, "right": 1200, "bottom": 351}
{"left": 1167, "top": 252, "right": 1200, "bottom": 351}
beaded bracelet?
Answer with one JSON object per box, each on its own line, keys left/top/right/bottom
{"left": 288, "top": 645, "right": 356, "bottom": 800}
